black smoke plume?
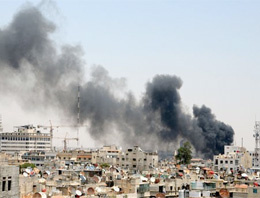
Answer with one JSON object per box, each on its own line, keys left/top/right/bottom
{"left": 0, "top": 5, "right": 234, "bottom": 158}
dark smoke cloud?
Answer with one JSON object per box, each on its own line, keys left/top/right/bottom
{"left": 0, "top": 5, "right": 234, "bottom": 158}
{"left": 193, "top": 105, "right": 234, "bottom": 158}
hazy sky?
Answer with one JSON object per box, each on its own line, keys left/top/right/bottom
{"left": 0, "top": 0, "right": 260, "bottom": 150}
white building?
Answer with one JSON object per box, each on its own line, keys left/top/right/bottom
{"left": 117, "top": 146, "right": 158, "bottom": 171}
{"left": 0, "top": 125, "right": 51, "bottom": 155}
{"left": 214, "top": 145, "right": 252, "bottom": 172}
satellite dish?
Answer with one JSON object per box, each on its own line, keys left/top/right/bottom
{"left": 95, "top": 187, "right": 102, "bottom": 193}
{"left": 150, "top": 177, "right": 155, "bottom": 183}
{"left": 141, "top": 176, "right": 148, "bottom": 182}
{"left": 76, "top": 190, "right": 82, "bottom": 196}
{"left": 113, "top": 186, "right": 120, "bottom": 192}
{"left": 23, "top": 172, "right": 29, "bottom": 177}
{"left": 38, "top": 192, "right": 47, "bottom": 198}
{"left": 87, "top": 187, "right": 95, "bottom": 195}
{"left": 219, "top": 188, "right": 230, "bottom": 198}
{"left": 242, "top": 173, "right": 248, "bottom": 177}
{"left": 156, "top": 193, "right": 166, "bottom": 198}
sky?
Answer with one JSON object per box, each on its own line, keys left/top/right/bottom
{"left": 0, "top": 0, "right": 260, "bottom": 150}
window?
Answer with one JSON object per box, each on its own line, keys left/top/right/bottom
{"left": 225, "top": 160, "right": 228, "bottom": 164}
{"left": 2, "top": 177, "right": 6, "bottom": 191}
{"left": 220, "top": 160, "right": 223, "bottom": 164}
{"left": 235, "top": 160, "right": 239, "bottom": 165}
{"left": 133, "top": 165, "right": 136, "bottom": 168}
{"left": 8, "top": 177, "right": 11, "bottom": 191}
{"left": 133, "top": 158, "right": 136, "bottom": 161}
{"left": 215, "top": 159, "right": 218, "bottom": 165}
{"left": 230, "top": 161, "right": 233, "bottom": 164}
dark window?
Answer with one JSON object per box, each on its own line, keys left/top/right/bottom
{"left": 215, "top": 159, "right": 218, "bottom": 165}
{"left": 159, "top": 186, "right": 164, "bottom": 193}
{"left": 225, "top": 160, "right": 228, "bottom": 164}
{"left": 220, "top": 160, "right": 223, "bottom": 164}
{"left": 8, "top": 180, "right": 11, "bottom": 191}
{"left": 2, "top": 178, "right": 6, "bottom": 191}
{"left": 133, "top": 158, "right": 136, "bottom": 161}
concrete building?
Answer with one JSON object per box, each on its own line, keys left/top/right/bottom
{"left": 224, "top": 145, "right": 252, "bottom": 169}
{"left": 0, "top": 164, "right": 20, "bottom": 198}
{"left": 0, "top": 125, "right": 51, "bottom": 155}
{"left": 92, "top": 145, "right": 121, "bottom": 165}
{"left": 57, "top": 149, "right": 92, "bottom": 165}
{"left": 21, "top": 151, "right": 57, "bottom": 168}
{"left": 117, "top": 146, "right": 158, "bottom": 172}
{"left": 214, "top": 146, "right": 252, "bottom": 172}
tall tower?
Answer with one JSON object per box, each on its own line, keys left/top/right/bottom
{"left": 253, "top": 121, "right": 260, "bottom": 167}
{"left": 77, "top": 85, "right": 80, "bottom": 146}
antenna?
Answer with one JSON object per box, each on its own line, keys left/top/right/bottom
{"left": 77, "top": 84, "right": 80, "bottom": 146}
{"left": 253, "top": 121, "right": 260, "bottom": 167}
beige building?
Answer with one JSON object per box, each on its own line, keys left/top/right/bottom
{"left": 117, "top": 146, "right": 158, "bottom": 171}
{"left": 92, "top": 145, "right": 121, "bottom": 165}
{"left": 57, "top": 149, "right": 92, "bottom": 165}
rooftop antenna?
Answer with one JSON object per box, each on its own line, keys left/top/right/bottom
{"left": 253, "top": 121, "right": 260, "bottom": 167}
{"left": 77, "top": 84, "right": 80, "bottom": 146}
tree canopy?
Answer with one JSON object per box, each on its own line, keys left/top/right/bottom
{"left": 175, "top": 141, "right": 192, "bottom": 164}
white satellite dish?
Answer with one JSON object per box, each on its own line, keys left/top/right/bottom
{"left": 242, "top": 173, "right": 248, "bottom": 177}
{"left": 23, "top": 172, "right": 29, "bottom": 177}
{"left": 76, "top": 190, "right": 82, "bottom": 196}
{"left": 95, "top": 187, "right": 102, "bottom": 193}
{"left": 113, "top": 186, "right": 120, "bottom": 192}
{"left": 150, "top": 177, "right": 155, "bottom": 183}
{"left": 38, "top": 192, "right": 47, "bottom": 198}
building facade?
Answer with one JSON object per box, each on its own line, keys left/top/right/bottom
{"left": 0, "top": 125, "right": 51, "bottom": 155}
{"left": 0, "top": 164, "right": 20, "bottom": 198}
{"left": 117, "top": 146, "right": 158, "bottom": 171}
{"left": 92, "top": 145, "right": 121, "bottom": 165}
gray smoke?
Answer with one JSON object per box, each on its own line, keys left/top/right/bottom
{"left": 0, "top": 6, "right": 234, "bottom": 158}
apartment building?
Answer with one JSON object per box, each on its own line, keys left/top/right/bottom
{"left": 57, "top": 150, "right": 92, "bottom": 165}
{"left": 117, "top": 146, "right": 158, "bottom": 171}
{"left": 214, "top": 145, "right": 252, "bottom": 172}
{"left": 92, "top": 145, "right": 121, "bottom": 165}
{"left": 0, "top": 125, "right": 51, "bottom": 155}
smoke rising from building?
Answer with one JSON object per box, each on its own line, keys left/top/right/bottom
{"left": 0, "top": 6, "right": 234, "bottom": 158}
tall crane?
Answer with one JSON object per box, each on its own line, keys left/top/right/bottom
{"left": 54, "top": 133, "right": 78, "bottom": 151}
{"left": 37, "top": 120, "right": 78, "bottom": 151}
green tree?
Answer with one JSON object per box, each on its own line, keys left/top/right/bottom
{"left": 100, "top": 163, "right": 110, "bottom": 169}
{"left": 175, "top": 141, "right": 192, "bottom": 164}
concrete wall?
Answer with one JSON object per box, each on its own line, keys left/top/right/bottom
{"left": 0, "top": 165, "right": 20, "bottom": 198}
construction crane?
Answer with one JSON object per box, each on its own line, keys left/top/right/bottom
{"left": 54, "top": 133, "right": 78, "bottom": 151}
{"left": 37, "top": 120, "right": 78, "bottom": 151}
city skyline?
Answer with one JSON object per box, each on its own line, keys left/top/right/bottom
{"left": 0, "top": 0, "right": 259, "bottom": 151}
